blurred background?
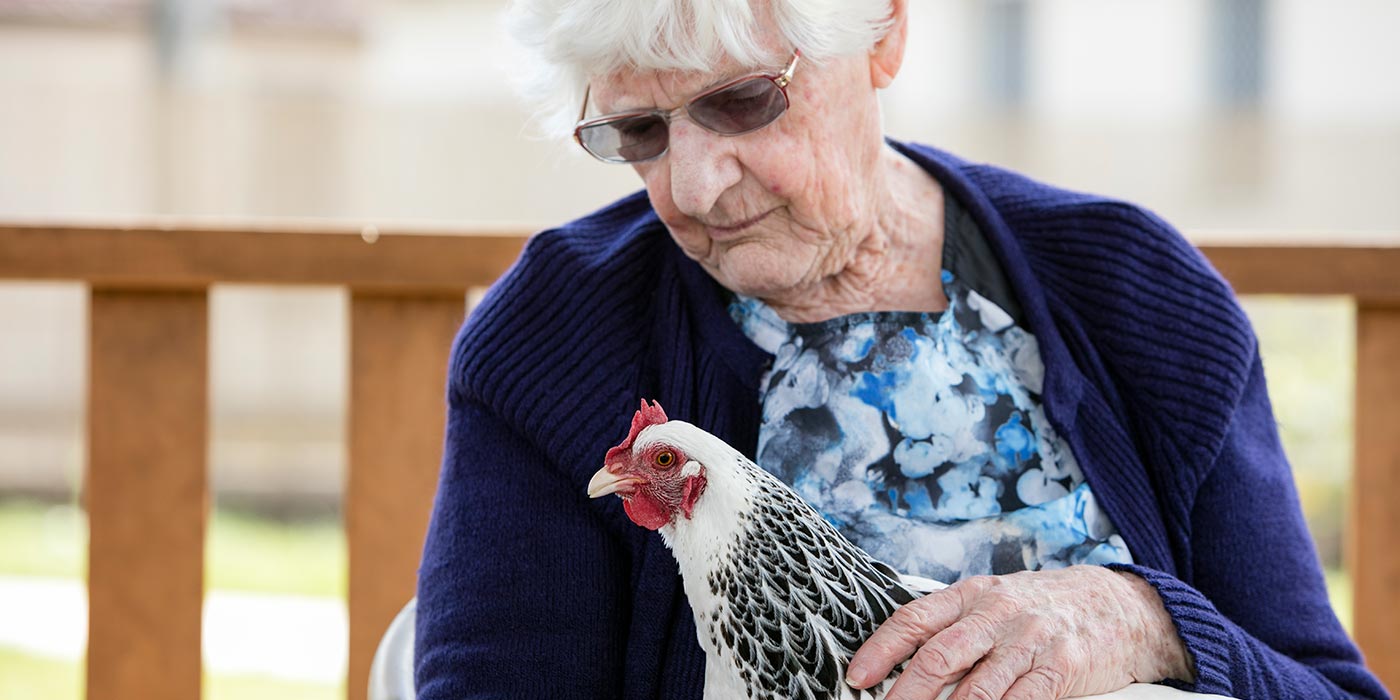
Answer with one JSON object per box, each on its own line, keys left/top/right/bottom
{"left": 1, "top": 0, "right": 1397, "bottom": 698}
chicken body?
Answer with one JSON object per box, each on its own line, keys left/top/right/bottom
{"left": 590, "top": 405, "right": 946, "bottom": 700}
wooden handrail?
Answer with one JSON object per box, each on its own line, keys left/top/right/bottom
{"left": 0, "top": 222, "right": 1396, "bottom": 698}
{"left": 4, "top": 222, "right": 1400, "bottom": 298}
{"left": 1202, "top": 245, "right": 1400, "bottom": 301}
{"left": 0, "top": 221, "right": 528, "bottom": 292}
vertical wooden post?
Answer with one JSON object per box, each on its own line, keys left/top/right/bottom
{"left": 346, "top": 292, "right": 464, "bottom": 700}
{"left": 1353, "top": 301, "right": 1400, "bottom": 692}
{"left": 87, "top": 289, "right": 209, "bottom": 700}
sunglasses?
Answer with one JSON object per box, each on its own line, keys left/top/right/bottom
{"left": 573, "top": 51, "right": 801, "bottom": 163}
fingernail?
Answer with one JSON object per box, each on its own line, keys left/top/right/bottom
{"left": 846, "top": 662, "right": 871, "bottom": 688}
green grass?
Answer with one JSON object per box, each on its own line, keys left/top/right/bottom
{"left": 0, "top": 647, "right": 343, "bottom": 700}
{"left": 0, "top": 499, "right": 345, "bottom": 598}
{"left": 1325, "top": 568, "right": 1353, "bottom": 635}
{"left": 1243, "top": 296, "right": 1355, "bottom": 489}
{"left": 204, "top": 507, "right": 346, "bottom": 598}
{"left": 0, "top": 647, "right": 82, "bottom": 700}
{"left": 0, "top": 500, "right": 86, "bottom": 580}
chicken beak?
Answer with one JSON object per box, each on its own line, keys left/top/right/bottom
{"left": 587, "top": 466, "right": 637, "bottom": 498}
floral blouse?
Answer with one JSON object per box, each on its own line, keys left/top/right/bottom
{"left": 729, "top": 194, "right": 1133, "bottom": 582}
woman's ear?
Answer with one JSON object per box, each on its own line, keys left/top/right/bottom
{"left": 870, "top": 0, "right": 909, "bottom": 89}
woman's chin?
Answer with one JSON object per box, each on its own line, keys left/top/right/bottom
{"left": 713, "top": 261, "right": 805, "bottom": 301}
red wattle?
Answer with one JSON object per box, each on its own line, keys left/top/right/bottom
{"left": 623, "top": 493, "right": 671, "bottom": 530}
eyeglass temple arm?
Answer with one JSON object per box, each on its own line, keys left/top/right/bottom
{"left": 577, "top": 84, "right": 591, "bottom": 123}
{"left": 573, "top": 85, "right": 592, "bottom": 145}
{"left": 775, "top": 50, "right": 800, "bottom": 88}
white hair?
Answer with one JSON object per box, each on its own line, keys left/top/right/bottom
{"left": 504, "top": 0, "right": 895, "bottom": 137}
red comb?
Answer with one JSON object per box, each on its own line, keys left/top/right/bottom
{"left": 604, "top": 399, "right": 669, "bottom": 463}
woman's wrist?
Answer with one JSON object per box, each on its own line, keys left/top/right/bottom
{"left": 1113, "top": 568, "right": 1197, "bottom": 684}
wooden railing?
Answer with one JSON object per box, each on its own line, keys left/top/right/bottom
{"left": 1, "top": 222, "right": 1397, "bottom": 698}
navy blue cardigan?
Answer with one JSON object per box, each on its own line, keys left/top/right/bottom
{"left": 415, "top": 143, "right": 1389, "bottom": 700}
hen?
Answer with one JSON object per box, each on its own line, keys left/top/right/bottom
{"left": 590, "top": 399, "right": 947, "bottom": 699}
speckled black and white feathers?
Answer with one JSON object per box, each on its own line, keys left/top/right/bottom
{"left": 641, "top": 421, "right": 942, "bottom": 700}
{"left": 700, "top": 464, "right": 929, "bottom": 700}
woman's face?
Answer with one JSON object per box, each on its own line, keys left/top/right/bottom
{"left": 588, "top": 45, "right": 887, "bottom": 301}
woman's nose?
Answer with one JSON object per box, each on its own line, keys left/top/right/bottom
{"left": 664, "top": 120, "right": 741, "bottom": 218}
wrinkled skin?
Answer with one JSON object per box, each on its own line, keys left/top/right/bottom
{"left": 847, "top": 566, "right": 1195, "bottom": 700}
{"left": 587, "top": 2, "right": 947, "bottom": 323}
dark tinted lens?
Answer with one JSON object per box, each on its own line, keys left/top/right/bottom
{"left": 578, "top": 114, "right": 668, "bottom": 162}
{"left": 689, "top": 77, "right": 787, "bottom": 134}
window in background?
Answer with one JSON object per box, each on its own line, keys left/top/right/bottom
{"left": 1209, "top": 0, "right": 1268, "bottom": 110}
{"left": 980, "top": 0, "right": 1029, "bottom": 112}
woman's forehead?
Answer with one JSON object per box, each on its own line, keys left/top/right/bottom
{"left": 592, "top": 67, "right": 731, "bottom": 111}
{"left": 590, "top": 53, "right": 781, "bottom": 113}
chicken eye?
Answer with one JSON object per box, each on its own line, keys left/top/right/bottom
{"left": 655, "top": 451, "right": 676, "bottom": 469}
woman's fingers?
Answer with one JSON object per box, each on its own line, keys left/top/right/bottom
{"left": 1002, "top": 662, "right": 1073, "bottom": 700}
{"left": 847, "top": 586, "right": 970, "bottom": 688}
{"left": 881, "top": 615, "right": 1001, "bottom": 700}
{"left": 945, "top": 644, "right": 1038, "bottom": 700}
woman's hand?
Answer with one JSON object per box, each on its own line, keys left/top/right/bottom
{"left": 846, "top": 566, "right": 1195, "bottom": 700}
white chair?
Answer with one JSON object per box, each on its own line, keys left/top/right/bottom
{"left": 368, "top": 598, "right": 417, "bottom": 700}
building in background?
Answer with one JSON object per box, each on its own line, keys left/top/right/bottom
{"left": 0, "top": 0, "right": 1395, "bottom": 519}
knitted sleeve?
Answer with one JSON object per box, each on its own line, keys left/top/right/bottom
{"left": 1110, "top": 351, "right": 1390, "bottom": 700}
{"left": 414, "top": 396, "right": 630, "bottom": 699}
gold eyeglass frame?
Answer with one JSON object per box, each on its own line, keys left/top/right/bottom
{"left": 572, "top": 50, "right": 802, "bottom": 163}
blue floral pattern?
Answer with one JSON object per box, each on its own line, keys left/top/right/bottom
{"left": 729, "top": 218, "right": 1132, "bottom": 582}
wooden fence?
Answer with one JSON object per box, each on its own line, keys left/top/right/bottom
{"left": 0, "top": 222, "right": 1396, "bottom": 698}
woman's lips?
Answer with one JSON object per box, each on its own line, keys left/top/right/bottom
{"left": 705, "top": 208, "right": 775, "bottom": 240}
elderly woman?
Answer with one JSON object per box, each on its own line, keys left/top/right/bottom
{"left": 414, "top": 1, "right": 1388, "bottom": 699}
